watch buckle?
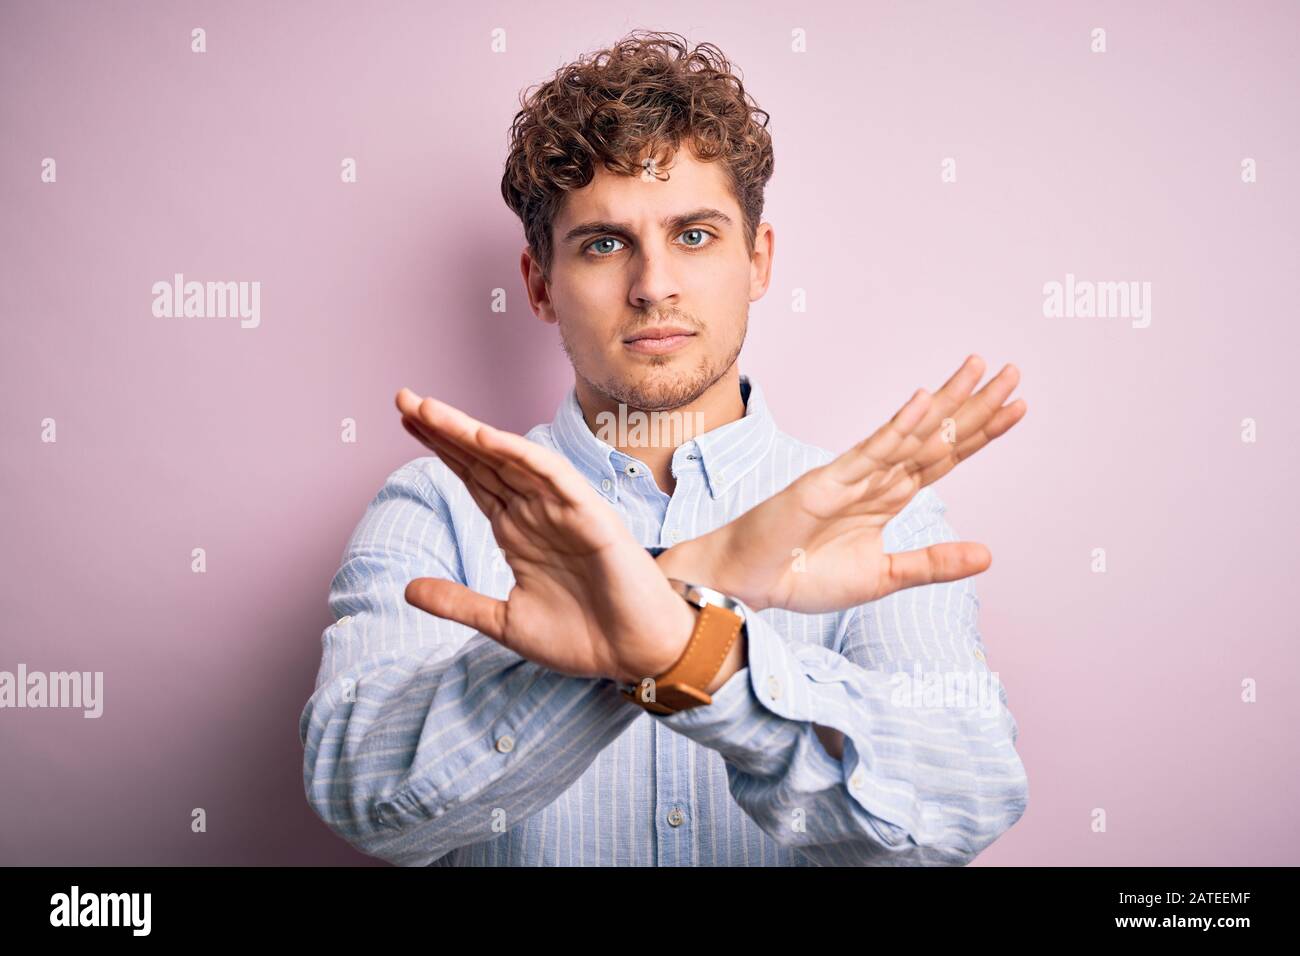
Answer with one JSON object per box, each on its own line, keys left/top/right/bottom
{"left": 620, "top": 680, "right": 713, "bottom": 714}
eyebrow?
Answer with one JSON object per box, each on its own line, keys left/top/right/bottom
{"left": 560, "top": 207, "right": 734, "bottom": 245}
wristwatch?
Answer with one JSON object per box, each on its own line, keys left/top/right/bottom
{"left": 620, "top": 547, "right": 748, "bottom": 715}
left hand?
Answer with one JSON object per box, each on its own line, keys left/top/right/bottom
{"left": 657, "top": 355, "right": 1026, "bottom": 613}
{"left": 393, "top": 389, "right": 708, "bottom": 687}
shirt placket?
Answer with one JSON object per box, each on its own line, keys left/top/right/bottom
{"left": 651, "top": 446, "right": 709, "bottom": 863}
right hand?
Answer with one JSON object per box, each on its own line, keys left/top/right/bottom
{"left": 394, "top": 388, "right": 697, "bottom": 686}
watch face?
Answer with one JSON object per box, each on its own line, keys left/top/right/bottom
{"left": 667, "top": 579, "right": 745, "bottom": 619}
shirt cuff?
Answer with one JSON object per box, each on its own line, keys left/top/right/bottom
{"left": 654, "top": 608, "right": 845, "bottom": 784}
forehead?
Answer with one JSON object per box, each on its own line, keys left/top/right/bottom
{"left": 553, "top": 150, "right": 737, "bottom": 229}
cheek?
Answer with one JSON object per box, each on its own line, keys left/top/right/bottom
{"left": 556, "top": 275, "right": 626, "bottom": 338}
{"left": 689, "top": 255, "right": 749, "bottom": 299}
{"left": 687, "top": 264, "right": 748, "bottom": 318}
{"left": 554, "top": 268, "right": 617, "bottom": 316}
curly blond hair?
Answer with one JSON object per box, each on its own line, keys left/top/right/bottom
{"left": 500, "top": 30, "right": 775, "bottom": 282}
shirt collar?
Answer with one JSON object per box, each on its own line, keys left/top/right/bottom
{"left": 548, "top": 374, "right": 777, "bottom": 501}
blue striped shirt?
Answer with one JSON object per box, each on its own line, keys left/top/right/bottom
{"left": 299, "top": 375, "right": 1029, "bottom": 865}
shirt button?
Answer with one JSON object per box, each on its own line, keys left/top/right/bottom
{"left": 666, "top": 807, "right": 686, "bottom": 827}
{"left": 850, "top": 769, "right": 866, "bottom": 791}
{"left": 495, "top": 734, "right": 515, "bottom": 754}
{"left": 336, "top": 615, "right": 352, "bottom": 626}
{"left": 668, "top": 529, "right": 684, "bottom": 543}
{"left": 601, "top": 479, "right": 612, "bottom": 493}
{"left": 974, "top": 647, "right": 986, "bottom": 662}
{"left": 766, "top": 675, "right": 781, "bottom": 700}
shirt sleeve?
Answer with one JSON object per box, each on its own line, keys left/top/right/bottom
{"left": 298, "top": 459, "right": 643, "bottom": 867}
{"left": 656, "top": 485, "right": 1029, "bottom": 865}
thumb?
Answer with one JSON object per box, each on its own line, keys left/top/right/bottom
{"left": 882, "top": 541, "right": 991, "bottom": 594}
{"left": 405, "top": 577, "right": 507, "bottom": 641}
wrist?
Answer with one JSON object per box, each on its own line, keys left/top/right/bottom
{"left": 620, "top": 564, "right": 752, "bottom": 711}
{"left": 703, "top": 620, "right": 747, "bottom": 694}
{"left": 616, "top": 587, "right": 697, "bottom": 687}
{"left": 652, "top": 535, "right": 712, "bottom": 580}
{"left": 643, "top": 592, "right": 749, "bottom": 699}
{"left": 653, "top": 529, "right": 767, "bottom": 611}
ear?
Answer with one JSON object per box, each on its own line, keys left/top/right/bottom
{"left": 521, "top": 247, "right": 558, "bottom": 324}
{"left": 748, "top": 221, "right": 774, "bottom": 302}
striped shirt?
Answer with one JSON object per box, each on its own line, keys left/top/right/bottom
{"left": 298, "top": 375, "right": 1029, "bottom": 866}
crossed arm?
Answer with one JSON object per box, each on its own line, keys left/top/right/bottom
{"left": 300, "top": 354, "right": 1028, "bottom": 864}
{"left": 649, "top": 486, "right": 1028, "bottom": 864}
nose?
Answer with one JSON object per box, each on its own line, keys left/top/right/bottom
{"left": 627, "top": 247, "right": 681, "bottom": 310}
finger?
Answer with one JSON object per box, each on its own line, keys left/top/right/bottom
{"left": 402, "top": 412, "right": 460, "bottom": 462}
{"left": 395, "top": 386, "right": 425, "bottom": 419}
{"left": 867, "top": 362, "right": 1025, "bottom": 491}
{"left": 937, "top": 353, "right": 986, "bottom": 399}
{"left": 901, "top": 365, "right": 1025, "bottom": 486}
{"left": 399, "top": 389, "right": 478, "bottom": 467}
{"left": 852, "top": 461, "right": 925, "bottom": 511}
{"left": 876, "top": 355, "right": 997, "bottom": 471}
{"left": 413, "top": 396, "right": 508, "bottom": 467}
{"left": 476, "top": 423, "right": 592, "bottom": 507}
{"left": 402, "top": 415, "right": 513, "bottom": 510}
{"left": 827, "top": 387, "right": 933, "bottom": 485}
{"left": 942, "top": 363, "right": 1022, "bottom": 452}
{"left": 914, "top": 398, "right": 1027, "bottom": 489}
{"left": 418, "top": 398, "right": 551, "bottom": 498}
{"left": 880, "top": 541, "right": 992, "bottom": 595}
{"left": 405, "top": 577, "right": 508, "bottom": 643}
{"left": 402, "top": 417, "right": 513, "bottom": 520}
{"left": 403, "top": 412, "right": 477, "bottom": 477}
{"left": 909, "top": 353, "right": 986, "bottom": 440}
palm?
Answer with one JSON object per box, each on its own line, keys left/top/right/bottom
{"left": 718, "top": 460, "right": 914, "bottom": 613}
{"left": 395, "top": 391, "right": 691, "bottom": 683}
{"left": 710, "top": 355, "right": 1026, "bottom": 614}
{"left": 485, "top": 489, "right": 658, "bottom": 678}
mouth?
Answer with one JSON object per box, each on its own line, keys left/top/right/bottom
{"left": 622, "top": 325, "right": 697, "bottom": 355}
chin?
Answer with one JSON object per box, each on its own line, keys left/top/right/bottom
{"left": 602, "top": 362, "right": 715, "bottom": 412}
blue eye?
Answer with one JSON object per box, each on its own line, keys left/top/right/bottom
{"left": 584, "top": 229, "right": 716, "bottom": 258}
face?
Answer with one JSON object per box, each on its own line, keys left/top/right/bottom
{"left": 523, "top": 148, "right": 773, "bottom": 412}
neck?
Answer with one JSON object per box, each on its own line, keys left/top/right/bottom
{"left": 574, "top": 366, "right": 746, "bottom": 496}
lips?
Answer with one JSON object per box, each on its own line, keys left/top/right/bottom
{"left": 623, "top": 325, "right": 696, "bottom": 343}
{"left": 622, "top": 325, "right": 697, "bottom": 356}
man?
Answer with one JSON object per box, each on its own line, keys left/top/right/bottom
{"left": 299, "top": 31, "right": 1029, "bottom": 866}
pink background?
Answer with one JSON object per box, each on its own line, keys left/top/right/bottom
{"left": 1, "top": 0, "right": 1296, "bottom": 865}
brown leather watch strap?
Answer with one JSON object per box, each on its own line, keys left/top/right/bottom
{"left": 621, "top": 603, "right": 745, "bottom": 715}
